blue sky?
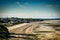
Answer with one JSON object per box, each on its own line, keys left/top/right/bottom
{"left": 0, "top": 0, "right": 60, "bottom": 18}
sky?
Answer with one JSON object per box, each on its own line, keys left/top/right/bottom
{"left": 0, "top": 0, "right": 60, "bottom": 18}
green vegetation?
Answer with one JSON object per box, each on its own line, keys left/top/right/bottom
{"left": 0, "top": 17, "right": 44, "bottom": 27}
{"left": 0, "top": 25, "right": 9, "bottom": 40}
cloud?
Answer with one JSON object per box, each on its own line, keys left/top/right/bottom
{"left": 24, "top": 2, "right": 29, "bottom": 5}
{"left": 19, "top": 2, "right": 29, "bottom": 8}
{"left": 19, "top": 5, "right": 26, "bottom": 8}
{"left": 16, "top": 1, "right": 27, "bottom": 8}
{"left": 46, "top": 4, "right": 60, "bottom": 7}
{"left": 16, "top": 1, "right": 20, "bottom": 5}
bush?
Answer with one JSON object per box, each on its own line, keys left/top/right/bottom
{"left": 0, "top": 25, "right": 9, "bottom": 40}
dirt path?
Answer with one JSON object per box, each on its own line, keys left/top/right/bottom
{"left": 7, "top": 23, "right": 28, "bottom": 31}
